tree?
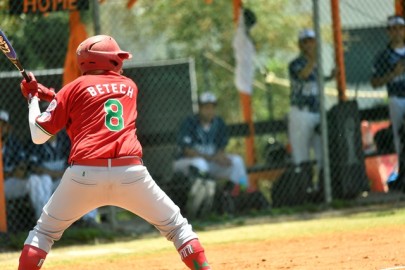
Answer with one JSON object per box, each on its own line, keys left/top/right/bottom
{"left": 0, "top": 11, "right": 70, "bottom": 71}
{"left": 98, "top": 0, "right": 310, "bottom": 122}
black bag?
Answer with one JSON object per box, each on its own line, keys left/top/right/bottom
{"left": 236, "top": 190, "right": 270, "bottom": 212}
{"left": 264, "top": 140, "right": 289, "bottom": 167}
{"left": 213, "top": 180, "right": 236, "bottom": 215}
{"left": 163, "top": 171, "right": 191, "bottom": 213}
{"left": 327, "top": 101, "right": 369, "bottom": 199}
{"left": 6, "top": 195, "right": 36, "bottom": 233}
{"left": 271, "top": 163, "right": 313, "bottom": 207}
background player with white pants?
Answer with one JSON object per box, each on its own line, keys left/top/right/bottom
{"left": 18, "top": 35, "right": 211, "bottom": 270}
{"left": 288, "top": 29, "right": 335, "bottom": 173}
{"left": 371, "top": 15, "right": 405, "bottom": 157}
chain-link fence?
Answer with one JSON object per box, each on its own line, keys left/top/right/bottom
{"left": 0, "top": 0, "right": 403, "bottom": 239}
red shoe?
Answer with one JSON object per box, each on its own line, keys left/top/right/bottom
{"left": 178, "top": 239, "right": 211, "bottom": 270}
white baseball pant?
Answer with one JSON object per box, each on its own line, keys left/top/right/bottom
{"left": 23, "top": 164, "right": 197, "bottom": 253}
{"left": 388, "top": 96, "right": 405, "bottom": 156}
{"left": 288, "top": 105, "right": 322, "bottom": 168}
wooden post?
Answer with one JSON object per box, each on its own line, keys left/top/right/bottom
{"left": 0, "top": 126, "right": 7, "bottom": 232}
{"left": 331, "top": 0, "right": 347, "bottom": 102}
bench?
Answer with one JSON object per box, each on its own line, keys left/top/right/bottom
{"left": 247, "top": 164, "right": 286, "bottom": 189}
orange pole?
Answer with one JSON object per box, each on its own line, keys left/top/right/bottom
{"left": 0, "top": 126, "right": 7, "bottom": 232}
{"left": 240, "top": 93, "right": 256, "bottom": 166}
{"left": 233, "top": 0, "right": 242, "bottom": 23}
{"left": 126, "top": 0, "right": 137, "bottom": 9}
{"left": 396, "top": 0, "right": 405, "bottom": 15}
{"left": 331, "top": 0, "right": 347, "bottom": 102}
{"left": 63, "top": 11, "right": 88, "bottom": 86}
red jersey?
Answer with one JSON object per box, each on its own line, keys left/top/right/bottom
{"left": 35, "top": 71, "right": 143, "bottom": 162}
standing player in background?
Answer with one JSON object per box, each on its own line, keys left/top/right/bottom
{"left": 371, "top": 15, "right": 405, "bottom": 157}
{"left": 18, "top": 35, "right": 211, "bottom": 270}
{"left": 288, "top": 29, "right": 335, "bottom": 182}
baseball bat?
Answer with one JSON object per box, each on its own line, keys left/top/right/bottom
{"left": 0, "top": 29, "right": 30, "bottom": 82}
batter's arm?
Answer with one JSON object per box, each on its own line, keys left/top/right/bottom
{"left": 28, "top": 97, "right": 51, "bottom": 144}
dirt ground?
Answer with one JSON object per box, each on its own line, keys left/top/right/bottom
{"left": 42, "top": 225, "right": 405, "bottom": 270}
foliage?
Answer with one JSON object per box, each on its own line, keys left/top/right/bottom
{"left": 0, "top": 13, "right": 70, "bottom": 71}
{"left": 0, "top": 0, "right": 314, "bottom": 123}
{"left": 98, "top": 0, "right": 312, "bottom": 122}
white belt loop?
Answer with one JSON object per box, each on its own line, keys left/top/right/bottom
{"left": 108, "top": 158, "right": 111, "bottom": 169}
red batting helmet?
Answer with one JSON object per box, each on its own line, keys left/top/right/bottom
{"left": 76, "top": 35, "right": 132, "bottom": 74}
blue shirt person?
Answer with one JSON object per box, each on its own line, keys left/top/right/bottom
{"left": 371, "top": 15, "right": 405, "bottom": 155}
{"left": 173, "top": 92, "right": 249, "bottom": 189}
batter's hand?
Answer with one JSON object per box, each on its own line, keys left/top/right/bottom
{"left": 20, "top": 72, "right": 38, "bottom": 100}
{"left": 20, "top": 72, "right": 56, "bottom": 102}
{"left": 38, "top": 84, "right": 56, "bottom": 102}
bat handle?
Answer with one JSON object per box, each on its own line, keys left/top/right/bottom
{"left": 21, "top": 70, "right": 31, "bottom": 82}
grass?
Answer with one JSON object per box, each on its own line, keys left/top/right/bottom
{"left": 1, "top": 189, "right": 403, "bottom": 254}
{"left": 1, "top": 196, "right": 400, "bottom": 252}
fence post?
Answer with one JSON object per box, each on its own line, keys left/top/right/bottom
{"left": 313, "top": 0, "right": 332, "bottom": 203}
{"left": 330, "top": 0, "right": 347, "bottom": 102}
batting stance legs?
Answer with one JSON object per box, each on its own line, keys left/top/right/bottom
{"left": 19, "top": 164, "right": 210, "bottom": 270}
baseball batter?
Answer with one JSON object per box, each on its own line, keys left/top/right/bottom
{"left": 18, "top": 35, "right": 211, "bottom": 270}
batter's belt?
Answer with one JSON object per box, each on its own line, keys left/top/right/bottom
{"left": 71, "top": 157, "right": 143, "bottom": 167}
